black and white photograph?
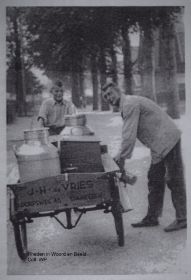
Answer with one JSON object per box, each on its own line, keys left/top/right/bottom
{"left": 1, "top": 0, "right": 191, "bottom": 277}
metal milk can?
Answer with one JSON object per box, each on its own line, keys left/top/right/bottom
{"left": 61, "top": 114, "right": 94, "bottom": 136}
{"left": 14, "top": 128, "right": 61, "bottom": 182}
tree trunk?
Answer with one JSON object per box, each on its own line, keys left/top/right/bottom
{"left": 79, "top": 70, "right": 86, "bottom": 108}
{"left": 161, "top": 22, "right": 180, "bottom": 119}
{"left": 13, "top": 10, "right": 26, "bottom": 116}
{"left": 110, "top": 44, "right": 118, "bottom": 84}
{"left": 99, "top": 48, "right": 110, "bottom": 111}
{"left": 140, "top": 26, "right": 157, "bottom": 102}
{"left": 122, "top": 26, "right": 132, "bottom": 95}
{"left": 71, "top": 59, "right": 80, "bottom": 108}
{"left": 91, "top": 54, "right": 99, "bottom": 110}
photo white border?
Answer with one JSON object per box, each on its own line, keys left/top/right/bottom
{"left": 1, "top": 0, "right": 191, "bottom": 279}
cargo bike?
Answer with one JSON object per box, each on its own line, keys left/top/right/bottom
{"left": 7, "top": 123, "right": 131, "bottom": 261}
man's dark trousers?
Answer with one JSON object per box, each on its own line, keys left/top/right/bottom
{"left": 147, "top": 140, "right": 186, "bottom": 222}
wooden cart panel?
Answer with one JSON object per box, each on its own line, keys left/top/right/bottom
{"left": 9, "top": 173, "right": 113, "bottom": 214}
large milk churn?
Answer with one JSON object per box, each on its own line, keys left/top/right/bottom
{"left": 14, "top": 128, "right": 61, "bottom": 182}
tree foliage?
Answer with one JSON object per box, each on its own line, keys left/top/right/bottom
{"left": 6, "top": 7, "right": 43, "bottom": 116}
{"left": 6, "top": 6, "right": 183, "bottom": 114}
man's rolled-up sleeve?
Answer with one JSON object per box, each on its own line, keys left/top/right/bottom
{"left": 120, "top": 104, "right": 139, "bottom": 160}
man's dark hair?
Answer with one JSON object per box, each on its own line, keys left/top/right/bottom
{"left": 54, "top": 80, "right": 63, "bottom": 88}
{"left": 50, "top": 79, "right": 64, "bottom": 93}
{"left": 101, "top": 81, "right": 116, "bottom": 92}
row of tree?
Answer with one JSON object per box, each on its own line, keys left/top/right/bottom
{"left": 6, "top": 6, "right": 183, "bottom": 118}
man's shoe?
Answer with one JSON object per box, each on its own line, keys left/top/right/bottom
{"left": 164, "top": 220, "right": 187, "bottom": 232}
{"left": 131, "top": 217, "right": 159, "bottom": 228}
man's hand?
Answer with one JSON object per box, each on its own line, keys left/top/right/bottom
{"left": 38, "top": 117, "right": 45, "bottom": 128}
{"left": 113, "top": 155, "right": 125, "bottom": 170}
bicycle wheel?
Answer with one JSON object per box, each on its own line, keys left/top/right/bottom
{"left": 13, "top": 221, "right": 28, "bottom": 261}
{"left": 112, "top": 200, "right": 124, "bottom": 247}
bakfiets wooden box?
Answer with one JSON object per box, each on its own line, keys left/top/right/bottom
{"left": 55, "top": 114, "right": 104, "bottom": 173}
{"left": 60, "top": 135, "right": 104, "bottom": 173}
